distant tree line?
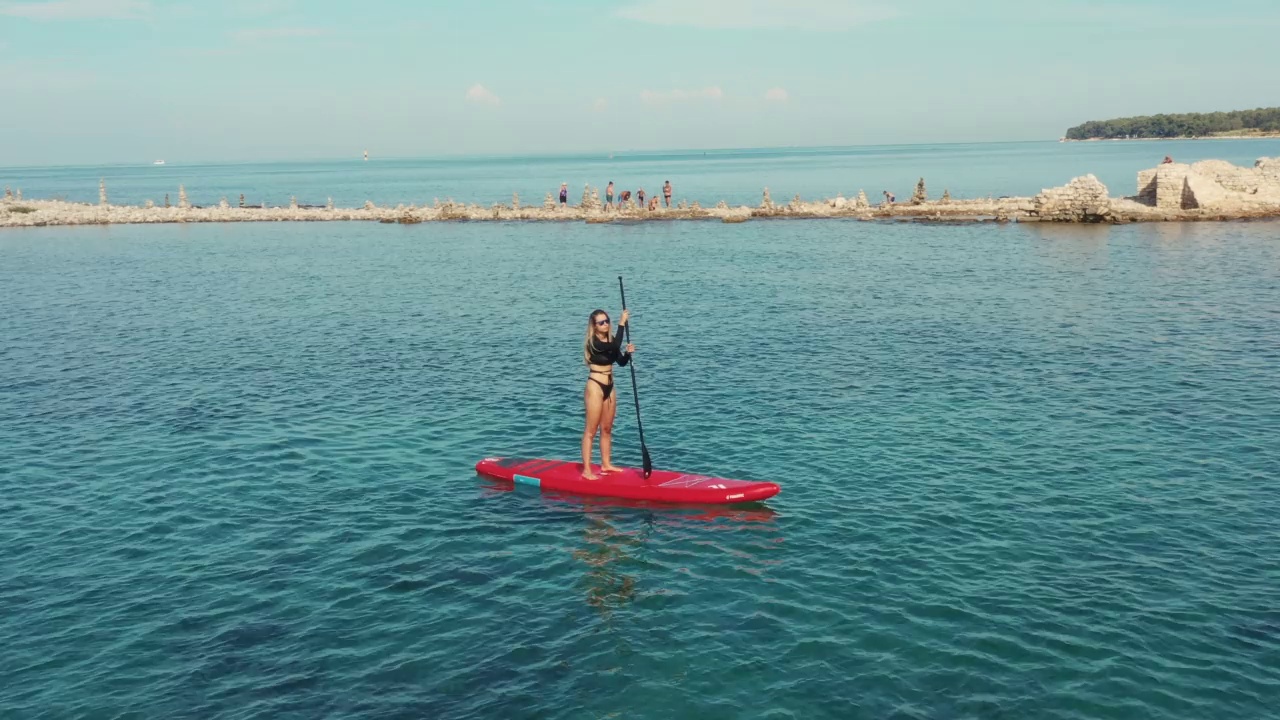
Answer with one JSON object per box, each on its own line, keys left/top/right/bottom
{"left": 1065, "top": 107, "right": 1280, "bottom": 139}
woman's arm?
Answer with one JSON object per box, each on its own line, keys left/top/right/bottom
{"left": 612, "top": 309, "right": 632, "bottom": 363}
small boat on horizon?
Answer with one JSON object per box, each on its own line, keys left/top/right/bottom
{"left": 153, "top": 160, "right": 165, "bottom": 165}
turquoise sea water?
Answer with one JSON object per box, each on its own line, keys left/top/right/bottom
{"left": 4, "top": 149, "right": 1280, "bottom": 719}
{"left": 4, "top": 139, "right": 1280, "bottom": 210}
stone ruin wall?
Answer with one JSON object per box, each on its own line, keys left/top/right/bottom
{"left": 1136, "top": 169, "right": 1159, "bottom": 205}
{"left": 1032, "top": 174, "right": 1111, "bottom": 221}
{"left": 1136, "top": 157, "right": 1280, "bottom": 211}
{"left": 1191, "top": 158, "right": 1280, "bottom": 195}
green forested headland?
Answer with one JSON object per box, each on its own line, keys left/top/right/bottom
{"left": 1065, "top": 108, "right": 1280, "bottom": 140}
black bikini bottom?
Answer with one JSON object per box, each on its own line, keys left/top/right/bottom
{"left": 589, "top": 373, "right": 614, "bottom": 401}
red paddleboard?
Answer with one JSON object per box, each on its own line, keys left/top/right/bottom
{"left": 475, "top": 457, "right": 780, "bottom": 505}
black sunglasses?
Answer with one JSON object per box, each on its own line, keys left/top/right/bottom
{"left": 594, "top": 318, "right": 610, "bottom": 326}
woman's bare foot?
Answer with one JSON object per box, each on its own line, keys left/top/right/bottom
{"left": 581, "top": 471, "right": 600, "bottom": 480}
{"left": 600, "top": 464, "right": 622, "bottom": 473}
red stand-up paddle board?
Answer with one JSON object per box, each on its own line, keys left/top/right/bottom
{"left": 475, "top": 457, "right": 780, "bottom": 505}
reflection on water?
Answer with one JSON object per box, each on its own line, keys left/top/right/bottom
{"left": 477, "top": 477, "right": 517, "bottom": 499}
{"left": 1025, "top": 222, "right": 1112, "bottom": 258}
{"left": 572, "top": 512, "right": 647, "bottom": 621}
{"left": 540, "top": 490, "right": 780, "bottom": 525}
{"left": 475, "top": 476, "right": 785, "bottom": 619}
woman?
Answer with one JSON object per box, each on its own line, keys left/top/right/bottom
{"left": 581, "top": 308, "right": 635, "bottom": 479}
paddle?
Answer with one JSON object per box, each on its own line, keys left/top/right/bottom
{"left": 618, "top": 276, "right": 653, "bottom": 479}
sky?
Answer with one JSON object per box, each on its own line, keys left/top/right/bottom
{"left": 1, "top": 0, "right": 1278, "bottom": 165}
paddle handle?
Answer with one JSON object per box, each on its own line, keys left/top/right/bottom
{"left": 619, "top": 281, "right": 629, "bottom": 328}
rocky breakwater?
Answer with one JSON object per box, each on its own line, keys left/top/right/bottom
{"left": 0, "top": 193, "right": 739, "bottom": 228}
{"left": 6, "top": 161, "right": 1280, "bottom": 229}
{"left": 0, "top": 197, "right": 405, "bottom": 227}
{"left": 0, "top": 190, "right": 1061, "bottom": 227}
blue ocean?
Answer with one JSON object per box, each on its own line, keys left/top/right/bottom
{"left": 2, "top": 142, "right": 1279, "bottom": 719}
{"left": 5, "top": 138, "right": 1280, "bottom": 209}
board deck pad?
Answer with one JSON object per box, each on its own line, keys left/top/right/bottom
{"left": 475, "top": 457, "right": 780, "bottom": 505}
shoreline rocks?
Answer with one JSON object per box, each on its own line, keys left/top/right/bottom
{"left": 4, "top": 157, "right": 1279, "bottom": 229}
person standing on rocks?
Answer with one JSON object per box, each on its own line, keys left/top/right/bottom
{"left": 637, "top": 187, "right": 646, "bottom": 207}
{"left": 606, "top": 181, "right": 614, "bottom": 209}
{"left": 663, "top": 180, "right": 672, "bottom": 207}
{"left": 559, "top": 183, "right": 568, "bottom": 206}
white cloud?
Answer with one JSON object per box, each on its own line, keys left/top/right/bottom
{"left": 640, "top": 86, "right": 724, "bottom": 105}
{"left": 764, "top": 87, "right": 789, "bottom": 102}
{"left": 592, "top": 97, "right": 609, "bottom": 112}
{"left": 616, "top": 0, "right": 895, "bottom": 31}
{"left": 232, "top": 27, "right": 328, "bottom": 42}
{"left": 0, "top": 0, "right": 149, "bottom": 20}
{"left": 465, "top": 83, "right": 501, "bottom": 106}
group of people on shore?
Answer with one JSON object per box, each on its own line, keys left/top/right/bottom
{"left": 558, "top": 180, "right": 673, "bottom": 210}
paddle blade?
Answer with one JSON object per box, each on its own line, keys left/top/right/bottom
{"left": 641, "top": 444, "right": 653, "bottom": 479}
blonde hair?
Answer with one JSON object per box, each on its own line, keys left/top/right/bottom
{"left": 583, "top": 310, "right": 607, "bottom": 365}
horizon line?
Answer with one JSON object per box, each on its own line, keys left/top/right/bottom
{"left": 0, "top": 139, "right": 1072, "bottom": 171}
{"left": 5, "top": 136, "right": 1279, "bottom": 171}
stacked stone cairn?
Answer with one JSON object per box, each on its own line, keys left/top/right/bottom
{"left": 911, "top": 178, "right": 928, "bottom": 205}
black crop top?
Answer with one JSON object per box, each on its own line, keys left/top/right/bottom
{"left": 587, "top": 326, "right": 631, "bottom": 367}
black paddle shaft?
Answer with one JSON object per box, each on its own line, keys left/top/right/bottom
{"left": 618, "top": 276, "right": 653, "bottom": 478}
